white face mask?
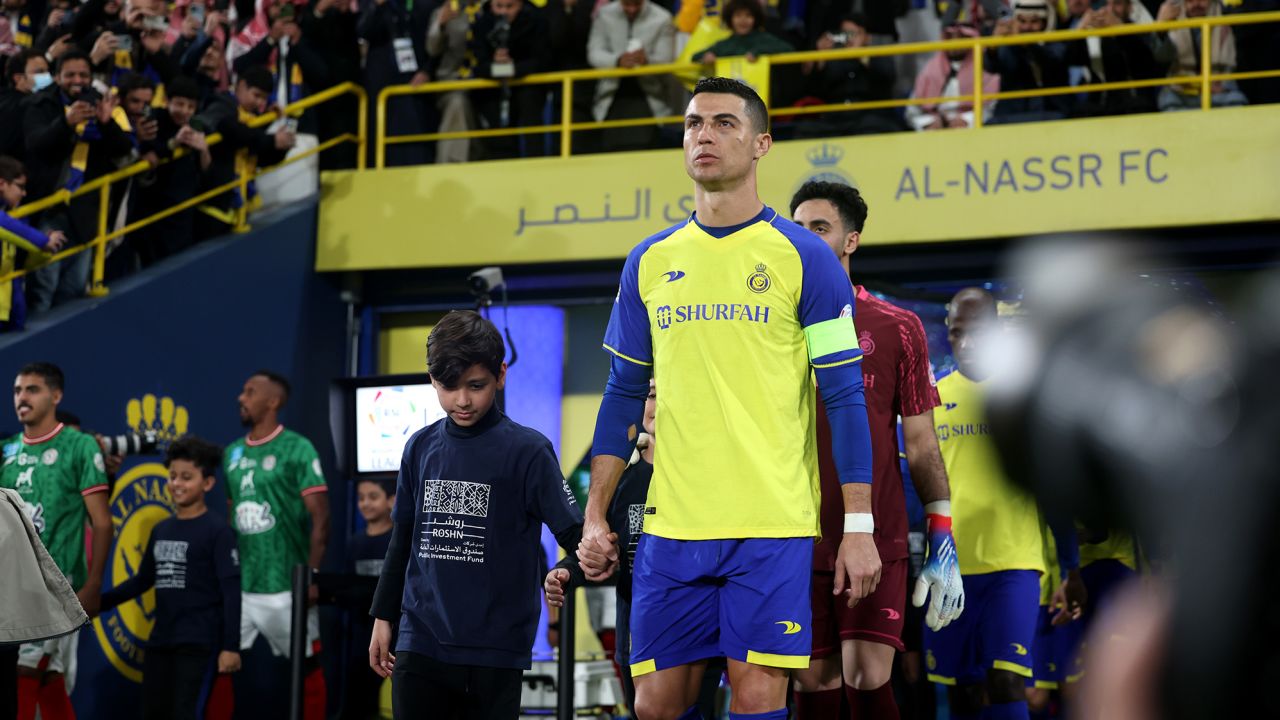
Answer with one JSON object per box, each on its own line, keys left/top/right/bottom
{"left": 31, "top": 71, "right": 53, "bottom": 91}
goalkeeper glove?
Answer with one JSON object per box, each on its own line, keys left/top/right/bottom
{"left": 912, "top": 500, "right": 965, "bottom": 631}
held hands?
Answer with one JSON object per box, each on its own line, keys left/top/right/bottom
{"left": 544, "top": 568, "right": 570, "bottom": 608}
{"left": 577, "top": 516, "right": 619, "bottom": 581}
{"left": 1157, "top": 0, "right": 1181, "bottom": 22}
{"left": 369, "top": 618, "right": 396, "bottom": 678}
{"left": 912, "top": 508, "right": 965, "bottom": 631}
{"left": 217, "top": 650, "right": 242, "bottom": 673}
{"left": 834, "top": 531, "right": 881, "bottom": 609}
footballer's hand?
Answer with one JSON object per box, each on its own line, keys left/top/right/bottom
{"left": 369, "top": 618, "right": 396, "bottom": 678}
{"left": 217, "top": 650, "right": 241, "bottom": 673}
{"left": 544, "top": 568, "right": 570, "bottom": 608}
{"left": 1051, "top": 568, "right": 1087, "bottom": 626}
{"left": 912, "top": 517, "right": 964, "bottom": 630}
{"left": 578, "top": 516, "right": 618, "bottom": 581}
{"left": 834, "top": 532, "right": 881, "bottom": 608}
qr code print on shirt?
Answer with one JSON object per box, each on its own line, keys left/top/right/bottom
{"left": 422, "top": 480, "right": 491, "bottom": 517}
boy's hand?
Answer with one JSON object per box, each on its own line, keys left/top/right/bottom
{"left": 544, "top": 568, "right": 570, "bottom": 608}
{"left": 369, "top": 618, "right": 395, "bottom": 678}
{"left": 217, "top": 650, "right": 241, "bottom": 673}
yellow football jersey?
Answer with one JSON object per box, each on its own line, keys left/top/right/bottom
{"left": 1080, "top": 528, "right": 1139, "bottom": 570}
{"left": 604, "top": 207, "right": 862, "bottom": 540}
{"left": 935, "top": 371, "right": 1045, "bottom": 576}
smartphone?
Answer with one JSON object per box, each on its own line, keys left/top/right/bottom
{"left": 115, "top": 32, "right": 133, "bottom": 52}
{"left": 143, "top": 14, "right": 169, "bottom": 31}
{"left": 284, "top": 117, "right": 299, "bottom": 133}
{"left": 190, "top": 3, "right": 206, "bottom": 23}
{"left": 828, "top": 32, "right": 849, "bottom": 46}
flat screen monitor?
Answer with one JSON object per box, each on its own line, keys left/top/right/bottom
{"left": 353, "top": 383, "right": 446, "bottom": 474}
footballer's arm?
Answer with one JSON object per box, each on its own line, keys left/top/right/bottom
{"left": 580, "top": 355, "right": 649, "bottom": 581}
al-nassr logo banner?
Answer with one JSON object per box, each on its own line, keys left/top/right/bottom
{"left": 93, "top": 394, "right": 189, "bottom": 682}
{"left": 318, "top": 104, "right": 1280, "bottom": 271}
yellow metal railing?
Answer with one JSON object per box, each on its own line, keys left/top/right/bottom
{"left": 375, "top": 10, "right": 1280, "bottom": 166}
{"left": 3, "top": 81, "right": 367, "bottom": 295}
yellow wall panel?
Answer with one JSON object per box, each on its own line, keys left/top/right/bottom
{"left": 319, "top": 106, "right": 1280, "bottom": 271}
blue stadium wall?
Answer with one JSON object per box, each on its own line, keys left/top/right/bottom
{"left": 0, "top": 200, "right": 350, "bottom": 719}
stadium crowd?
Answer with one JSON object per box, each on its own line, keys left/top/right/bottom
{"left": 0, "top": 0, "right": 1276, "bottom": 328}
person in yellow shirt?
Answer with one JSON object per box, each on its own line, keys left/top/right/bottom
{"left": 926, "top": 287, "right": 1085, "bottom": 720}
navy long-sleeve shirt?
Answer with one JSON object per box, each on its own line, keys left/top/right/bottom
{"left": 101, "top": 511, "right": 241, "bottom": 651}
{"left": 371, "top": 407, "right": 583, "bottom": 670}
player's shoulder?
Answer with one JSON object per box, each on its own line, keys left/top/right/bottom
{"left": 628, "top": 220, "right": 686, "bottom": 262}
{"left": 766, "top": 211, "right": 828, "bottom": 258}
{"left": 857, "top": 289, "right": 929, "bottom": 333}
{"left": 278, "top": 428, "right": 317, "bottom": 448}
{"left": 934, "top": 368, "right": 964, "bottom": 390}
{"left": 60, "top": 426, "right": 98, "bottom": 451}
{"left": 1, "top": 434, "right": 20, "bottom": 461}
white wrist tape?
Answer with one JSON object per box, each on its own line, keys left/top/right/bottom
{"left": 844, "top": 512, "right": 874, "bottom": 534}
{"left": 924, "top": 500, "right": 952, "bottom": 517}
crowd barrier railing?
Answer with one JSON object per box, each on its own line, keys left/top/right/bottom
{"left": 3, "top": 81, "right": 367, "bottom": 297}
{"left": 374, "top": 10, "right": 1280, "bottom": 166}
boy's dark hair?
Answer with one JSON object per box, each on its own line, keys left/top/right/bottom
{"left": 253, "top": 370, "right": 291, "bottom": 407}
{"left": 721, "top": 0, "right": 764, "bottom": 33}
{"left": 6, "top": 49, "right": 43, "bottom": 88}
{"left": 691, "top": 76, "right": 770, "bottom": 134}
{"left": 166, "top": 435, "right": 223, "bottom": 478}
{"left": 117, "top": 71, "right": 155, "bottom": 97}
{"left": 18, "top": 362, "right": 64, "bottom": 392}
{"left": 238, "top": 66, "right": 273, "bottom": 94}
{"left": 789, "top": 181, "right": 868, "bottom": 233}
{"left": 426, "top": 310, "right": 505, "bottom": 388}
{"left": 167, "top": 75, "right": 200, "bottom": 102}
{"left": 55, "top": 50, "right": 91, "bottom": 74}
{"left": 0, "top": 155, "right": 24, "bottom": 182}
{"left": 357, "top": 476, "right": 396, "bottom": 498}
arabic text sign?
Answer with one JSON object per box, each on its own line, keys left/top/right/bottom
{"left": 316, "top": 104, "right": 1280, "bottom": 271}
